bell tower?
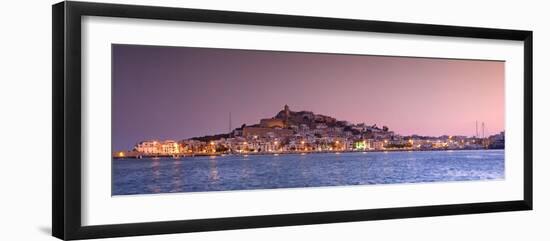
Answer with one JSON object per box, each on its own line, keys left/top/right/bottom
{"left": 283, "top": 104, "right": 291, "bottom": 126}
{"left": 284, "top": 104, "right": 290, "bottom": 116}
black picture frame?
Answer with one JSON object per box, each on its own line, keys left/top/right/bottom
{"left": 52, "top": 1, "right": 533, "bottom": 240}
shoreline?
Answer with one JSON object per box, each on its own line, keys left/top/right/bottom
{"left": 113, "top": 147, "right": 503, "bottom": 160}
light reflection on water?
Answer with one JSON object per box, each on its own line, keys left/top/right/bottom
{"left": 171, "top": 160, "right": 182, "bottom": 193}
{"left": 113, "top": 149, "right": 504, "bottom": 196}
{"left": 209, "top": 158, "right": 219, "bottom": 182}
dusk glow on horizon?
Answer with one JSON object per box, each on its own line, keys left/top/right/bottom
{"left": 112, "top": 44, "right": 504, "bottom": 150}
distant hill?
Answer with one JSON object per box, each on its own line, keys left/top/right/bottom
{"left": 273, "top": 105, "right": 341, "bottom": 129}
{"left": 191, "top": 105, "right": 374, "bottom": 140}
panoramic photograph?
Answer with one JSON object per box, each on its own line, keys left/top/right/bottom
{"left": 111, "top": 44, "right": 505, "bottom": 196}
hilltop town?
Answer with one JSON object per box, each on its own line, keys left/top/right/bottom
{"left": 114, "top": 105, "right": 505, "bottom": 158}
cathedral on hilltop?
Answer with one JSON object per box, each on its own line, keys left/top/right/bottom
{"left": 260, "top": 104, "right": 291, "bottom": 128}
{"left": 241, "top": 104, "right": 340, "bottom": 138}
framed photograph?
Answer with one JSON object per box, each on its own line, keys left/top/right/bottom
{"left": 52, "top": 1, "right": 533, "bottom": 240}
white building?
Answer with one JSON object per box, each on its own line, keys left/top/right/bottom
{"left": 134, "top": 140, "right": 181, "bottom": 155}
{"left": 134, "top": 140, "right": 161, "bottom": 154}
{"left": 160, "top": 140, "right": 180, "bottom": 154}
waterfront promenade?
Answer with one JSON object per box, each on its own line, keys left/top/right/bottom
{"left": 113, "top": 146, "right": 500, "bottom": 160}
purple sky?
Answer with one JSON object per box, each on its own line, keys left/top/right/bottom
{"left": 112, "top": 44, "right": 504, "bottom": 150}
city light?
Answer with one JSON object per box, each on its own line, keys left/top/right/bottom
{"left": 114, "top": 105, "right": 504, "bottom": 158}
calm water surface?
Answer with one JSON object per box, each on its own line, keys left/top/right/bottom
{"left": 112, "top": 149, "right": 504, "bottom": 195}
